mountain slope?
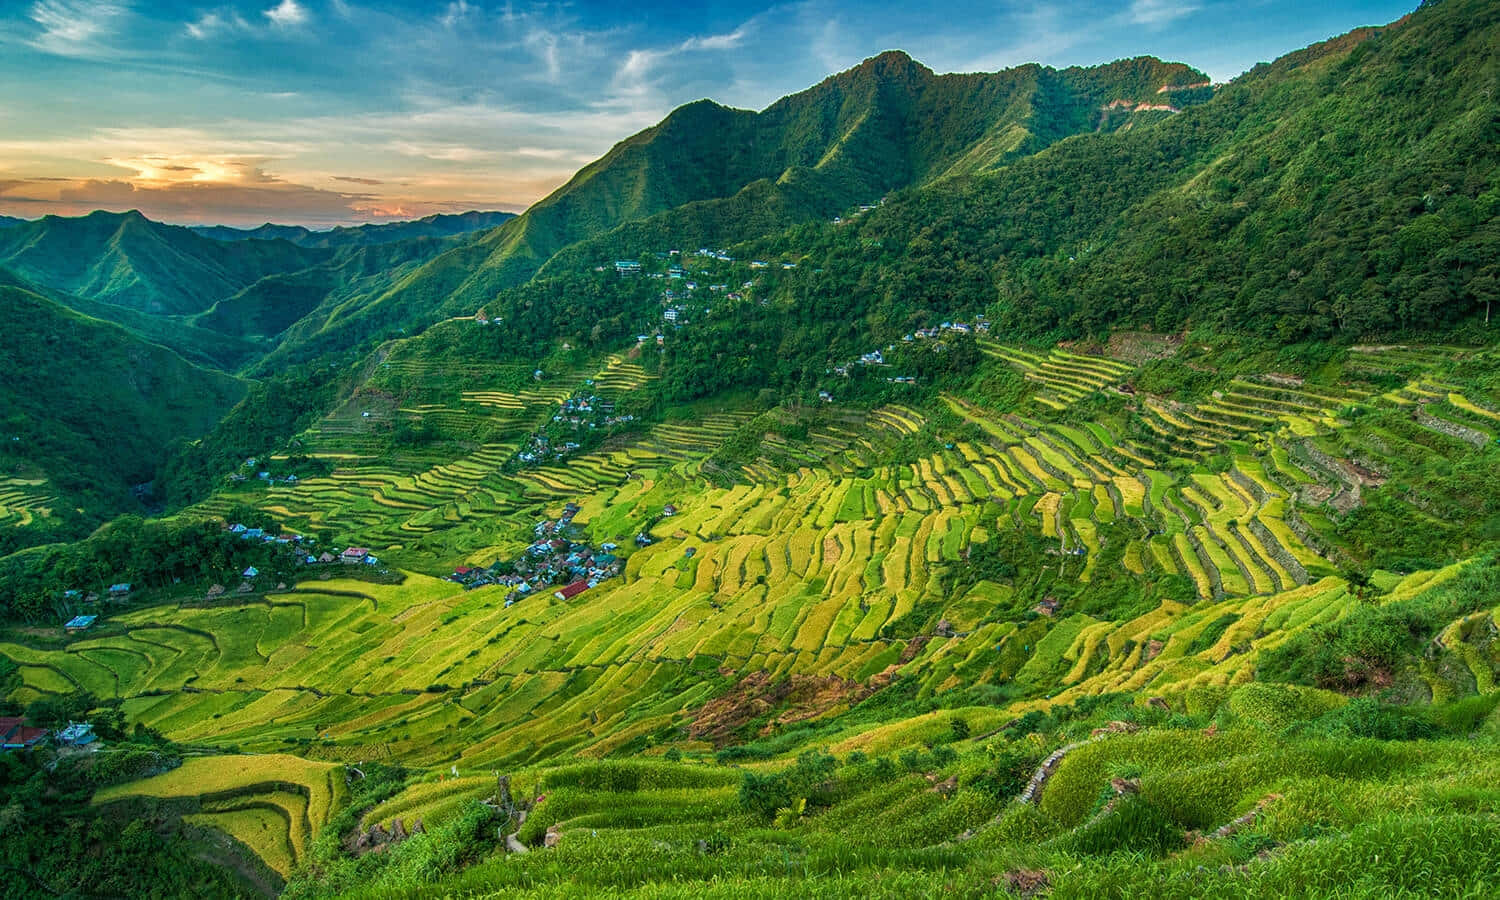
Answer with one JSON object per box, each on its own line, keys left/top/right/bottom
{"left": 0, "top": 266, "right": 262, "bottom": 371}
{"left": 194, "top": 237, "right": 468, "bottom": 344}
{"left": 190, "top": 210, "right": 517, "bottom": 249}
{"left": 0, "top": 210, "right": 328, "bottom": 315}
{"left": 639, "top": 0, "right": 1499, "bottom": 397}
{"left": 265, "top": 53, "right": 1207, "bottom": 366}
{"left": 0, "top": 283, "right": 246, "bottom": 548}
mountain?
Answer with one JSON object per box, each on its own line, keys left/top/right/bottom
{"left": 0, "top": 282, "right": 245, "bottom": 551}
{"left": 0, "top": 210, "right": 495, "bottom": 368}
{"left": 190, "top": 210, "right": 517, "bottom": 249}
{"left": 10, "top": 4, "right": 1500, "bottom": 897}
{"left": 0, "top": 265, "right": 262, "bottom": 371}
{"left": 195, "top": 237, "right": 470, "bottom": 345}
{"left": 0, "top": 215, "right": 24, "bottom": 229}
{"left": 263, "top": 53, "right": 1208, "bottom": 366}
{"left": 629, "top": 0, "right": 1499, "bottom": 403}
{"left": 0, "top": 210, "right": 328, "bottom": 316}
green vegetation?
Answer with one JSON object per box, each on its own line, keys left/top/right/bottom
{"left": 0, "top": 694, "right": 252, "bottom": 897}
{"left": 3, "top": 1, "right": 1500, "bottom": 894}
{"left": 0, "top": 283, "right": 246, "bottom": 553}
{"left": 190, "top": 211, "right": 515, "bottom": 250}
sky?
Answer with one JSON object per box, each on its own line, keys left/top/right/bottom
{"left": 0, "top": 0, "right": 1418, "bottom": 228}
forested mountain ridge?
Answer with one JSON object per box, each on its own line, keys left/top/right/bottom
{"left": 190, "top": 210, "right": 516, "bottom": 249}
{"left": 266, "top": 53, "right": 1208, "bottom": 367}
{"left": 0, "top": 282, "right": 245, "bottom": 552}
{"left": 0, "top": 210, "right": 327, "bottom": 316}
{"left": 0, "top": 210, "right": 514, "bottom": 374}
{"left": 631, "top": 0, "right": 1499, "bottom": 401}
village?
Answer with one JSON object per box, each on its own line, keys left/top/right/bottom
{"left": 442, "top": 502, "right": 625, "bottom": 606}
{"left": 820, "top": 316, "right": 992, "bottom": 400}
{"left": 54, "top": 521, "right": 391, "bottom": 636}
{"left": 513, "top": 387, "right": 639, "bottom": 468}
{"left": 608, "top": 246, "right": 776, "bottom": 337}
{"left": 0, "top": 715, "right": 99, "bottom": 753}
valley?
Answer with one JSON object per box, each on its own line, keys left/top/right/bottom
{"left": 2, "top": 0, "right": 1500, "bottom": 896}
{"left": 8, "top": 319, "right": 1500, "bottom": 896}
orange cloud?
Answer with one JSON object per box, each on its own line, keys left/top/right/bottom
{"left": 0, "top": 175, "right": 514, "bottom": 228}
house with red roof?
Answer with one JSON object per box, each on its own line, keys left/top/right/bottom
{"left": 553, "top": 580, "right": 589, "bottom": 601}
{"left": 0, "top": 716, "right": 47, "bottom": 750}
{"left": 340, "top": 547, "right": 370, "bottom": 563}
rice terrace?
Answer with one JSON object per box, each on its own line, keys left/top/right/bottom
{"left": 2, "top": 0, "right": 1500, "bottom": 896}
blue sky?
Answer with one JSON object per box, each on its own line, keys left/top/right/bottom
{"left": 0, "top": 0, "right": 1416, "bottom": 226}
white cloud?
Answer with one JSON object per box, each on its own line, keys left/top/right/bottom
{"left": 27, "top": 0, "right": 129, "bottom": 58}
{"left": 264, "top": 0, "right": 308, "bottom": 28}
{"left": 183, "top": 10, "right": 251, "bottom": 40}
{"left": 185, "top": 12, "right": 221, "bottom": 39}
{"left": 1126, "top": 0, "right": 1201, "bottom": 27}
{"left": 388, "top": 141, "right": 501, "bottom": 163}
{"left": 611, "top": 23, "right": 756, "bottom": 107}
{"left": 525, "top": 29, "right": 562, "bottom": 81}
{"left": 439, "top": 0, "right": 473, "bottom": 29}
{"left": 680, "top": 27, "right": 749, "bottom": 52}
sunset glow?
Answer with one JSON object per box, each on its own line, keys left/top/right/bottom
{"left": 1, "top": 0, "right": 1414, "bottom": 226}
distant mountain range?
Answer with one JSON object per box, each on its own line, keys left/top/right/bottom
{"left": 189, "top": 210, "right": 516, "bottom": 248}
{"left": 0, "top": 210, "right": 328, "bottom": 317}
{"left": 0, "top": 207, "right": 518, "bottom": 374}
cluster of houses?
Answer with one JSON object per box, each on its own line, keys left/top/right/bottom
{"left": 310, "top": 546, "right": 380, "bottom": 567}
{"left": 0, "top": 717, "right": 97, "bottom": 752}
{"left": 228, "top": 457, "right": 300, "bottom": 486}
{"left": 826, "top": 317, "right": 993, "bottom": 385}
{"left": 901, "top": 318, "right": 990, "bottom": 342}
{"left": 211, "top": 526, "right": 382, "bottom": 597}
{"left": 444, "top": 504, "right": 625, "bottom": 604}
{"left": 58, "top": 583, "right": 132, "bottom": 606}
{"left": 552, "top": 391, "right": 633, "bottom": 429}
{"left": 516, "top": 388, "right": 638, "bottom": 467}
{"left": 228, "top": 522, "right": 306, "bottom": 546}
{"left": 515, "top": 432, "right": 581, "bottom": 466}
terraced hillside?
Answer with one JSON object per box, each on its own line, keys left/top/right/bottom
{"left": 94, "top": 754, "right": 346, "bottom": 884}
{"left": 7, "top": 334, "right": 1500, "bottom": 892}
{"left": 191, "top": 335, "right": 760, "bottom": 570}
{"left": 11, "top": 337, "right": 1500, "bottom": 735}
{"left": 0, "top": 477, "right": 52, "bottom": 528}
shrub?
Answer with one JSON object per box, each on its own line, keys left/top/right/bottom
{"left": 968, "top": 748, "right": 1037, "bottom": 801}
{"left": 1296, "top": 697, "right": 1438, "bottom": 741}
{"left": 737, "top": 750, "right": 839, "bottom": 819}
{"left": 1257, "top": 605, "right": 1418, "bottom": 689}
{"left": 1222, "top": 683, "right": 1347, "bottom": 732}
